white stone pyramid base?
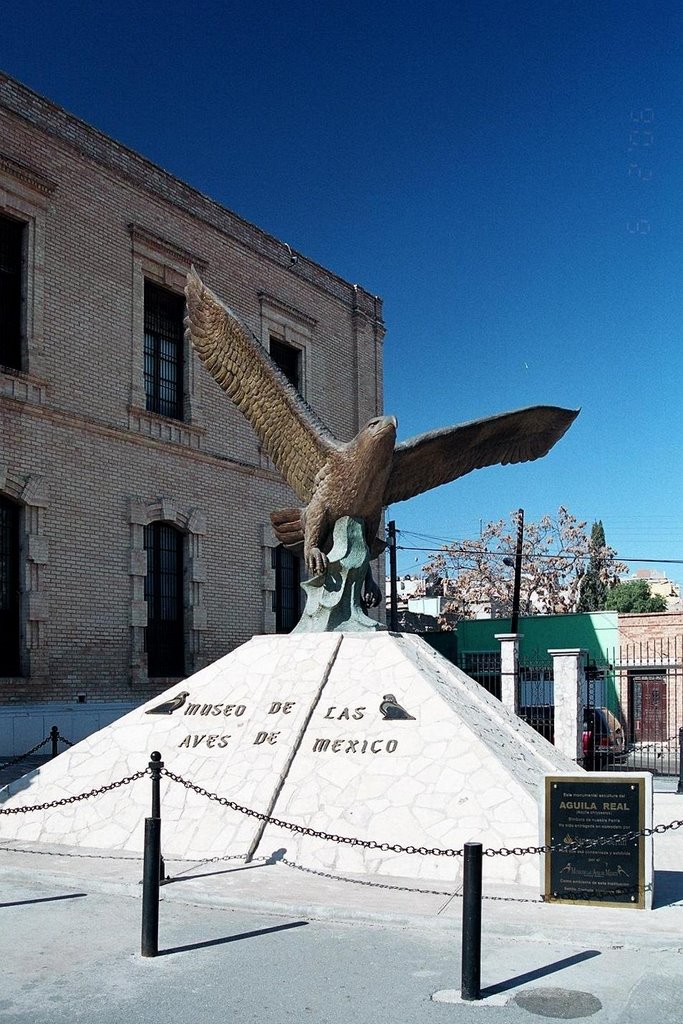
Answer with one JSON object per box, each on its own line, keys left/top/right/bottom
{"left": 0, "top": 633, "right": 580, "bottom": 886}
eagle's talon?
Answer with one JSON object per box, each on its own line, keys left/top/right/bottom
{"left": 363, "top": 579, "right": 382, "bottom": 608}
{"left": 306, "top": 548, "right": 328, "bottom": 577}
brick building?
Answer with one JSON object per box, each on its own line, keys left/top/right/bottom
{"left": 0, "top": 74, "right": 385, "bottom": 748}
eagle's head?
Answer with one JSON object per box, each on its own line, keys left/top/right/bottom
{"left": 341, "top": 415, "right": 398, "bottom": 504}
{"left": 362, "top": 414, "right": 398, "bottom": 443}
{"left": 356, "top": 413, "right": 397, "bottom": 454}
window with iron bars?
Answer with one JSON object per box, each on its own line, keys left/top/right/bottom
{"left": 0, "top": 214, "right": 24, "bottom": 372}
{"left": 272, "top": 545, "right": 302, "bottom": 633}
{"left": 144, "top": 280, "right": 184, "bottom": 419}
{"left": 144, "top": 522, "right": 185, "bottom": 677}
{"left": 0, "top": 495, "right": 21, "bottom": 676}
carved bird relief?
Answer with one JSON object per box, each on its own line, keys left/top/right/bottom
{"left": 145, "top": 691, "right": 190, "bottom": 715}
{"left": 379, "top": 694, "right": 416, "bottom": 720}
{"left": 185, "top": 269, "right": 578, "bottom": 604}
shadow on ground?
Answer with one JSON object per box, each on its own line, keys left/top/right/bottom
{"left": 653, "top": 870, "right": 683, "bottom": 908}
{"left": 156, "top": 919, "right": 308, "bottom": 956}
{"left": 482, "top": 950, "right": 601, "bottom": 998}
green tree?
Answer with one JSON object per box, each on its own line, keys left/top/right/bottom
{"left": 603, "top": 579, "right": 667, "bottom": 613}
{"left": 577, "top": 520, "right": 611, "bottom": 612}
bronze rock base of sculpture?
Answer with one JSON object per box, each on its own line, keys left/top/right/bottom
{"left": 293, "top": 516, "right": 385, "bottom": 633}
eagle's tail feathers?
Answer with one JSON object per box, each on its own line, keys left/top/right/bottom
{"left": 271, "top": 507, "right": 306, "bottom": 552}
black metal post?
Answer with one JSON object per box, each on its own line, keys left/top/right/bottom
{"left": 141, "top": 817, "right": 161, "bottom": 957}
{"left": 510, "top": 508, "right": 524, "bottom": 635}
{"left": 388, "top": 520, "right": 398, "bottom": 632}
{"left": 50, "top": 726, "right": 59, "bottom": 759}
{"left": 149, "top": 751, "right": 163, "bottom": 817}
{"left": 677, "top": 727, "right": 683, "bottom": 795}
{"left": 461, "top": 842, "right": 483, "bottom": 1001}
{"left": 148, "top": 751, "right": 166, "bottom": 882}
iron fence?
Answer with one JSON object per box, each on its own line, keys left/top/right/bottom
{"left": 459, "top": 651, "right": 501, "bottom": 699}
{"left": 460, "top": 640, "right": 683, "bottom": 777}
{"left": 458, "top": 651, "right": 555, "bottom": 744}
{"left": 593, "top": 638, "right": 683, "bottom": 777}
{"left": 518, "top": 661, "right": 555, "bottom": 745}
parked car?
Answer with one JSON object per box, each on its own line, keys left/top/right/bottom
{"left": 519, "top": 705, "right": 626, "bottom": 770}
{"left": 583, "top": 707, "right": 626, "bottom": 769}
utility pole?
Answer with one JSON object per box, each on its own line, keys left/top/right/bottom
{"left": 387, "top": 520, "right": 398, "bottom": 631}
{"left": 510, "top": 508, "right": 524, "bottom": 634}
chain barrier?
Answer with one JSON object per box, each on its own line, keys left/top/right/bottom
{"left": 172, "top": 853, "right": 266, "bottom": 868}
{"left": 0, "top": 843, "right": 144, "bottom": 861}
{"left": 160, "top": 767, "right": 464, "bottom": 856}
{"left": 0, "top": 735, "right": 52, "bottom": 771}
{"left": 278, "top": 857, "right": 544, "bottom": 903}
{"left": 160, "top": 767, "right": 683, "bottom": 858}
{"left": 1, "top": 757, "right": 681, "bottom": 859}
{"left": 0, "top": 729, "right": 75, "bottom": 772}
{"left": 0, "top": 769, "right": 149, "bottom": 815}
{"left": 280, "top": 857, "right": 456, "bottom": 897}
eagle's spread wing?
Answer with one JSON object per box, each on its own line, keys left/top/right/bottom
{"left": 384, "top": 406, "right": 579, "bottom": 505}
{"left": 185, "top": 268, "right": 338, "bottom": 503}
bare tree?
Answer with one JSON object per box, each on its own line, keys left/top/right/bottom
{"left": 424, "top": 507, "right": 627, "bottom": 627}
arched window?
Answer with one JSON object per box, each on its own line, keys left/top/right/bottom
{"left": 273, "top": 545, "right": 301, "bottom": 633}
{"left": 0, "top": 495, "right": 21, "bottom": 675}
{"left": 144, "top": 522, "right": 185, "bottom": 677}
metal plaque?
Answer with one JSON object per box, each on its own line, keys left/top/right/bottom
{"left": 544, "top": 775, "right": 645, "bottom": 908}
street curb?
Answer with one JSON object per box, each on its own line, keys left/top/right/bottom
{"left": 2, "top": 850, "right": 682, "bottom": 950}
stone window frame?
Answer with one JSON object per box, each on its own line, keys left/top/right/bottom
{"left": 129, "top": 497, "right": 207, "bottom": 686}
{"left": 128, "top": 224, "right": 208, "bottom": 448}
{"left": 0, "top": 153, "right": 56, "bottom": 405}
{"left": 257, "top": 292, "right": 316, "bottom": 470}
{"left": 261, "top": 522, "right": 280, "bottom": 634}
{"left": 258, "top": 292, "right": 316, "bottom": 400}
{"left": 262, "top": 521, "right": 308, "bottom": 634}
{"left": 0, "top": 464, "right": 48, "bottom": 683}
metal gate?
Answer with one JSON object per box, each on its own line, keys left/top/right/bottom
{"left": 589, "top": 639, "right": 682, "bottom": 776}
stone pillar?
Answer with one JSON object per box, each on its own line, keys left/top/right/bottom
{"left": 495, "top": 633, "right": 522, "bottom": 714}
{"left": 549, "top": 648, "right": 586, "bottom": 763}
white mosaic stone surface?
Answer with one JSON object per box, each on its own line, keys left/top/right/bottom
{"left": 255, "top": 633, "right": 580, "bottom": 885}
{"left": 0, "top": 632, "right": 580, "bottom": 885}
{"left": 0, "top": 634, "right": 342, "bottom": 858}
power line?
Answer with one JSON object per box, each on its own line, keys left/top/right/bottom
{"left": 396, "top": 544, "right": 683, "bottom": 565}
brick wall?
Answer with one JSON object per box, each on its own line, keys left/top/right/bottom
{"left": 617, "top": 612, "right": 683, "bottom": 648}
{"left": 0, "top": 73, "right": 385, "bottom": 707}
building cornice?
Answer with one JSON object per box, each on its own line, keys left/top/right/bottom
{"left": 0, "top": 152, "right": 57, "bottom": 195}
{"left": 257, "top": 291, "right": 318, "bottom": 330}
{"left": 0, "top": 72, "right": 384, "bottom": 325}
{"left": 128, "top": 223, "right": 208, "bottom": 272}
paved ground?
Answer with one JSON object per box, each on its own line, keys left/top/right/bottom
{"left": 0, "top": 781, "right": 681, "bottom": 1023}
{"left": 1, "top": 878, "right": 682, "bottom": 1024}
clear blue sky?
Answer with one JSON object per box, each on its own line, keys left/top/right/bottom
{"left": 3, "top": 1, "right": 682, "bottom": 580}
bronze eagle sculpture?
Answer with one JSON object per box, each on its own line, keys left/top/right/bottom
{"left": 185, "top": 268, "right": 578, "bottom": 605}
